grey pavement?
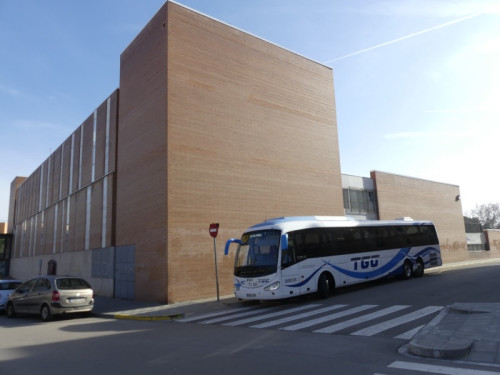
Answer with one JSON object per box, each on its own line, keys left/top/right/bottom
{"left": 94, "top": 297, "right": 500, "bottom": 365}
{"left": 92, "top": 259, "right": 500, "bottom": 365}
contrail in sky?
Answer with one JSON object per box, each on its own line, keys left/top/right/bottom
{"left": 324, "top": 13, "right": 483, "bottom": 64}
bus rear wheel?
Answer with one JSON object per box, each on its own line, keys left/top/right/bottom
{"left": 317, "top": 272, "right": 334, "bottom": 299}
{"left": 402, "top": 260, "right": 413, "bottom": 280}
{"left": 413, "top": 259, "right": 424, "bottom": 278}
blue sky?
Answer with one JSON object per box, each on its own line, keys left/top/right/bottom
{"left": 1, "top": 0, "right": 499, "bottom": 221}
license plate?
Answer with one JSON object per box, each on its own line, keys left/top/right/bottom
{"left": 68, "top": 298, "right": 85, "bottom": 304}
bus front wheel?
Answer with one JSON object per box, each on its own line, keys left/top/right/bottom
{"left": 317, "top": 272, "right": 334, "bottom": 299}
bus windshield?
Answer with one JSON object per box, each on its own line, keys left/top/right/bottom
{"left": 234, "top": 230, "right": 281, "bottom": 277}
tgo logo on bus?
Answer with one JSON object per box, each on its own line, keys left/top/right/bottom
{"left": 352, "top": 256, "right": 379, "bottom": 270}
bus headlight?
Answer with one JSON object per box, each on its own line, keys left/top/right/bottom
{"left": 264, "top": 281, "right": 280, "bottom": 291}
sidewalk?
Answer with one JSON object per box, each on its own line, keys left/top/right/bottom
{"left": 93, "top": 294, "right": 242, "bottom": 321}
{"left": 407, "top": 303, "right": 500, "bottom": 364}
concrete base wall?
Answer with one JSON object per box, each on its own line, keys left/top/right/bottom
{"left": 9, "top": 250, "right": 114, "bottom": 297}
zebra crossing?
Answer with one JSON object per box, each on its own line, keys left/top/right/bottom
{"left": 177, "top": 302, "right": 443, "bottom": 339}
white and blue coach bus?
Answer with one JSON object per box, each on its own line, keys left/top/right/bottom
{"left": 224, "top": 216, "right": 442, "bottom": 300}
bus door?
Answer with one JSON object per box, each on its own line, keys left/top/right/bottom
{"left": 279, "top": 232, "right": 302, "bottom": 298}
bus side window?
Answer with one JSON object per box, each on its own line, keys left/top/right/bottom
{"left": 324, "top": 228, "right": 339, "bottom": 256}
{"left": 347, "top": 228, "right": 364, "bottom": 253}
{"left": 293, "top": 231, "right": 307, "bottom": 261}
{"left": 404, "top": 226, "right": 419, "bottom": 245}
{"left": 363, "top": 227, "right": 377, "bottom": 252}
{"left": 377, "top": 226, "right": 399, "bottom": 250}
{"left": 304, "top": 229, "right": 325, "bottom": 258}
{"left": 406, "top": 225, "right": 438, "bottom": 247}
{"left": 375, "top": 227, "right": 388, "bottom": 250}
{"left": 392, "top": 226, "right": 406, "bottom": 248}
{"left": 421, "top": 225, "right": 438, "bottom": 244}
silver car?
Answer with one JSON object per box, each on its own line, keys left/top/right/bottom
{"left": 6, "top": 276, "right": 94, "bottom": 321}
{"left": 0, "top": 279, "right": 22, "bottom": 312}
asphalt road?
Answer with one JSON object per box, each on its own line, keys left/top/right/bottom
{"left": 2, "top": 261, "right": 500, "bottom": 375}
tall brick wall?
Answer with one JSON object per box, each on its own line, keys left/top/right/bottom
{"left": 371, "top": 171, "right": 470, "bottom": 263}
{"left": 166, "top": 4, "right": 343, "bottom": 302}
{"left": 116, "top": 4, "right": 169, "bottom": 302}
{"left": 117, "top": 2, "right": 344, "bottom": 303}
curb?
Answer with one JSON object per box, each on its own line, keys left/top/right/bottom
{"left": 408, "top": 336, "right": 473, "bottom": 360}
{"left": 408, "top": 305, "right": 473, "bottom": 360}
{"left": 112, "top": 313, "right": 185, "bottom": 321}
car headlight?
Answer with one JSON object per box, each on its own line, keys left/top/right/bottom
{"left": 264, "top": 281, "right": 280, "bottom": 291}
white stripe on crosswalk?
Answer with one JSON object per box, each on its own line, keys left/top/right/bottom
{"left": 389, "top": 361, "right": 500, "bottom": 375}
{"left": 280, "top": 304, "right": 378, "bottom": 331}
{"left": 179, "top": 304, "right": 448, "bottom": 341}
{"left": 200, "top": 306, "right": 278, "bottom": 324}
{"left": 251, "top": 304, "right": 348, "bottom": 329}
{"left": 223, "top": 304, "right": 321, "bottom": 326}
{"left": 394, "top": 324, "right": 423, "bottom": 340}
{"left": 352, "top": 305, "right": 443, "bottom": 336}
{"left": 177, "top": 306, "right": 258, "bottom": 323}
{"left": 314, "top": 305, "right": 410, "bottom": 334}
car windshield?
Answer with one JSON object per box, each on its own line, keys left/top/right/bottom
{"left": 234, "top": 230, "right": 280, "bottom": 277}
{"left": 56, "top": 278, "right": 91, "bottom": 290}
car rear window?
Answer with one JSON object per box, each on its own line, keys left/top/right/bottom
{"left": 56, "top": 278, "right": 91, "bottom": 290}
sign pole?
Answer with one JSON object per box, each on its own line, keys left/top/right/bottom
{"left": 209, "top": 223, "right": 220, "bottom": 301}
{"left": 213, "top": 237, "right": 220, "bottom": 301}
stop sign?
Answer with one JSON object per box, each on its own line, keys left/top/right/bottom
{"left": 209, "top": 223, "right": 219, "bottom": 238}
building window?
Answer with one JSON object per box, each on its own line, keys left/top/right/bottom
{"left": 343, "top": 188, "right": 377, "bottom": 214}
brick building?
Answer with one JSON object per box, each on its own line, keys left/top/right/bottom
{"left": 6, "top": 1, "right": 496, "bottom": 303}
{"left": 8, "top": 2, "right": 342, "bottom": 303}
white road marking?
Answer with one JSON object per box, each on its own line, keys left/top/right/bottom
{"left": 201, "top": 306, "right": 279, "bottom": 324}
{"left": 352, "top": 306, "right": 443, "bottom": 336}
{"left": 281, "top": 304, "right": 378, "bottom": 331}
{"left": 177, "top": 306, "right": 259, "bottom": 323}
{"left": 251, "top": 304, "right": 348, "bottom": 329}
{"left": 223, "top": 304, "right": 321, "bottom": 326}
{"left": 314, "top": 305, "right": 410, "bottom": 334}
{"left": 394, "top": 324, "right": 424, "bottom": 340}
{"left": 389, "top": 361, "right": 500, "bottom": 375}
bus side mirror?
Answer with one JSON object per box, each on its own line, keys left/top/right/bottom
{"left": 281, "top": 234, "right": 288, "bottom": 250}
{"left": 224, "top": 238, "right": 243, "bottom": 255}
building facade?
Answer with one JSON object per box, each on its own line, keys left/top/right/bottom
{"left": 7, "top": 1, "right": 499, "bottom": 303}
{"left": 9, "top": 91, "right": 118, "bottom": 296}
{"left": 8, "top": 2, "right": 343, "bottom": 303}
